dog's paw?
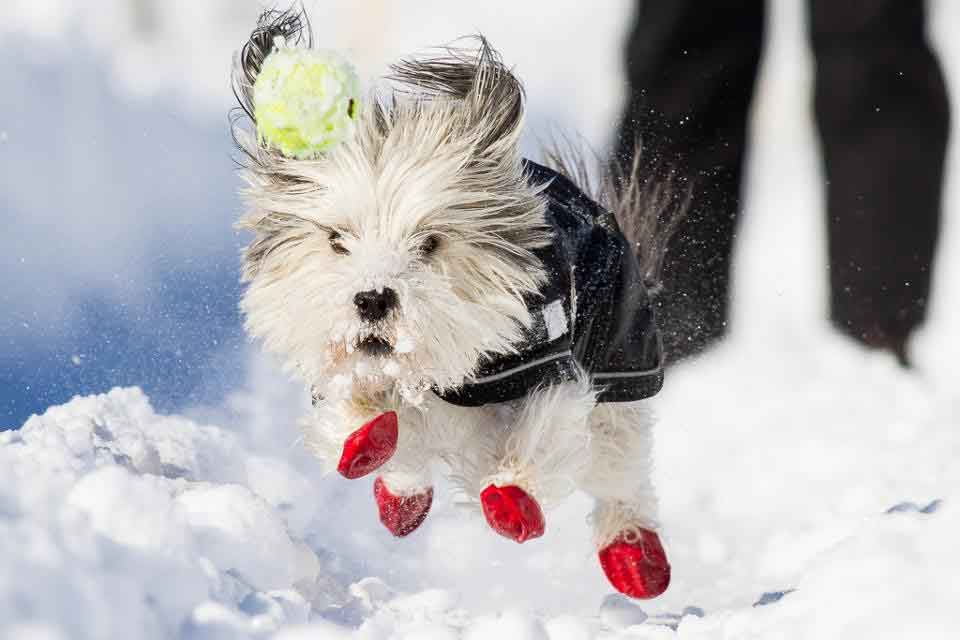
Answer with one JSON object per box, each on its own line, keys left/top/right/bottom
{"left": 337, "top": 412, "right": 398, "bottom": 479}
{"left": 373, "top": 477, "right": 433, "bottom": 537}
{"left": 480, "top": 484, "right": 545, "bottom": 543}
{"left": 598, "top": 529, "right": 671, "bottom": 599}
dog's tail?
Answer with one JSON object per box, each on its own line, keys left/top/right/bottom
{"left": 541, "top": 138, "right": 690, "bottom": 296}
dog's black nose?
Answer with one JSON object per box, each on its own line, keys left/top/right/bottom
{"left": 354, "top": 288, "right": 398, "bottom": 321}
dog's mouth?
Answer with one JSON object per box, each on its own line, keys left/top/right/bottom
{"left": 356, "top": 335, "right": 394, "bottom": 357}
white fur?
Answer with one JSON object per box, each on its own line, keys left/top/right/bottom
{"left": 584, "top": 402, "right": 660, "bottom": 547}
{"left": 479, "top": 378, "right": 596, "bottom": 506}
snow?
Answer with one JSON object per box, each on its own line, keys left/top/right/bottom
{"left": 4, "top": 0, "right": 960, "bottom": 637}
{"left": 2, "top": 328, "right": 958, "bottom": 638}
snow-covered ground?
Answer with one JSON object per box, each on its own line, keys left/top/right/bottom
{"left": 4, "top": 330, "right": 959, "bottom": 638}
{"left": 4, "top": 0, "right": 960, "bottom": 637}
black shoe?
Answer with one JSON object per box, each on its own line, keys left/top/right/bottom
{"left": 859, "top": 324, "right": 911, "bottom": 369}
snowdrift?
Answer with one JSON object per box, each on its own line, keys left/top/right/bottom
{"left": 3, "top": 333, "right": 958, "bottom": 638}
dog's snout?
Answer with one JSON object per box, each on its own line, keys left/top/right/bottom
{"left": 354, "top": 288, "right": 398, "bottom": 321}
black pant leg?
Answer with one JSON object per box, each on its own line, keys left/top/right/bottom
{"left": 809, "top": 0, "right": 949, "bottom": 351}
{"left": 617, "top": 0, "right": 766, "bottom": 363}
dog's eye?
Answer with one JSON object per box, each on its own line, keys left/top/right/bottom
{"left": 328, "top": 230, "right": 349, "bottom": 255}
{"left": 420, "top": 234, "right": 441, "bottom": 257}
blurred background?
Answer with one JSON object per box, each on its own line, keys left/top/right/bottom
{"left": 2, "top": 0, "right": 958, "bottom": 428}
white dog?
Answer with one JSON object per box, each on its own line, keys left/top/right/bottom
{"left": 231, "top": 9, "right": 685, "bottom": 599}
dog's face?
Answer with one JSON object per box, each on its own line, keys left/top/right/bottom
{"left": 233, "top": 34, "right": 551, "bottom": 401}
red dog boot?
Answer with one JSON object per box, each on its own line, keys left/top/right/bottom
{"left": 373, "top": 477, "right": 433, "bottom": 537}
{"left": 598, "top": 529, "right": 671, "bottom": 599}
{"left": 480, "top": 484, "right": 545, "bottom": 543}
{"left": 337, "top": 412, "right": 398, "bottom": 479}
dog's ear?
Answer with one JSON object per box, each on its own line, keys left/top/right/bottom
{"left": 389, "top": 36, "right": 525, "bottom": 159}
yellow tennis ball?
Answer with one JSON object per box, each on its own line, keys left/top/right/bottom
{"left": 253, "top": 48, "right": 360, "bottom": 159}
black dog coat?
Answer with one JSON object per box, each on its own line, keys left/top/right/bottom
{"left": 438, "top": 161, "right": 664, "bottom": 407}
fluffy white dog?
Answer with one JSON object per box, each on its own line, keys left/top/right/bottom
{"left": 231, "top": 9, "right": 685, "bottom": 599}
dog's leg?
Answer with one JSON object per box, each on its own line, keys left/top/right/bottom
{"left": 478, "top": 379, "right": 597, "bottom": 543}
{"left": 301, "top": 395, "right": 433, "bottom": 536}
{"left": 301, "top": 393, "right": 398, "bottom": 479}
{"left": 373, "top": 405, "right": 436, "bottom": 537}
{"left": 582, "top": 402, "right": 670, "bottom": 599}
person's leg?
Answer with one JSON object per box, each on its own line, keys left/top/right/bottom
{"left": 809, "top": 0, "right": 949, "bottom": 364}
{"left": 617, "top": 0, "right": 766, "bottom": 362}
